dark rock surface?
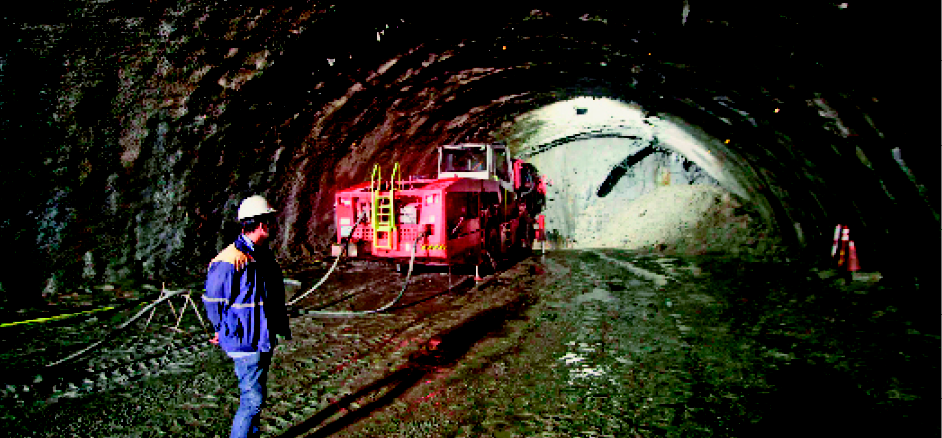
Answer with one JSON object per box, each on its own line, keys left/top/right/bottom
{"left": 1, "top": 3, "right": 935, "bottom": 309}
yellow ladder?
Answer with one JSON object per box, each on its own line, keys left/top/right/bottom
{"left": 371, "top": 163, "right": 400, "bottom": 250}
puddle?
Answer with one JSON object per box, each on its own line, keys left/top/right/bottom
{"left": 568, "top": 365, "right": 608, "bottom": 380}
{"left": 573, "top": 288, "right": 617, "bottom": 305}
{"left": 593, "top": 252, "right": 671, "bottom": 286}
{"left": 558, "top": 352, "right": 586, "bottom": 365}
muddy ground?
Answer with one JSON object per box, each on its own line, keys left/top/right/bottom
{"left": 0, "top": 250, "right": 935, "bottom": 437}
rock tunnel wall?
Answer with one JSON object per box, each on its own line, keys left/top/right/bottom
{"left": 528, "top": 138, "right": 722, "bottom": 244}
{"left": 0, "top": 3, "right": 936, "bottom": 307}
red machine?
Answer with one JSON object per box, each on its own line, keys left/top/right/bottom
{"left": 332, "top": 144, "right": 545, "bottom": 267}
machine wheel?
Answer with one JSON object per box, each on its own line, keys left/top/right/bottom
{"left": 485, "top": 227, "right": 501, "bottom": 271}
{"left": 517, "top": 219, "right": 534, "bottom": 257}
{"left": 507, "top": 219, "right": 532, "bottom": 260}
{"left": 499, "top": 223, "right": 513, "bottom": 256}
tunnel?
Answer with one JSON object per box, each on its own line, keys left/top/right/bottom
{"left": 3, "top": 3, "right": 935, "bottom": 300}
{"left": 8, "top": 2, "right": 940, "bottom": 303}
{"left": 1, "top": 2, "right": 938, "bottom": 435}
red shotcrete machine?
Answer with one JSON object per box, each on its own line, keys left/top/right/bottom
{"left": 331, "top": 143, "right": 547, "bottom": 270}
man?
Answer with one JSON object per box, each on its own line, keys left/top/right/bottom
{"left": 202, "top": 195, "right": 292, "bottom": 438}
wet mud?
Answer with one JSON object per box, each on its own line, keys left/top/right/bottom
{"left": 0, "top": 251, "right": 934, "bottom": 437}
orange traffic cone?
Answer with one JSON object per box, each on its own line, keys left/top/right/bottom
{"left": 846, "top": 240, "right": 860, "bottom": 272}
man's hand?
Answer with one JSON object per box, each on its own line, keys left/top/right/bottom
{"left": 233, "top": 252, "right": 250, "bottom": 271}
{"left": 210, "top": 332, "right": 219, "bottom": 345}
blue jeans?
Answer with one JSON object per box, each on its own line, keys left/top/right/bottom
{"left": 230, "top": 352, "right": 272, "bottom": 438}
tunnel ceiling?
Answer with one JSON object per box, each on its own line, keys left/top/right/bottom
{"left": 1, "top": 2, "right": 936, "bottom": 301}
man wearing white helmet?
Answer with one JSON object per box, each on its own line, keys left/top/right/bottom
{"left": 202, "top": 195, "right": 292, "bottom": 438}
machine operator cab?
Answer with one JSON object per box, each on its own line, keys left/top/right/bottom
{"left": 438, "top": 144, "right": 512, "bottom": 186}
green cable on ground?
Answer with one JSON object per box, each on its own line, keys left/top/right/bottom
{"left": 0, "top": 306, "right": 117, "bottom": 328}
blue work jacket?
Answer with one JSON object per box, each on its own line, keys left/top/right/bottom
{"left": 202, "top": 235, "right": 292, "bottom": 353}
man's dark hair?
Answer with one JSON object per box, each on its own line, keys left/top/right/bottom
{"left": 241, "top": 214, "right": 274, "bottom": 234}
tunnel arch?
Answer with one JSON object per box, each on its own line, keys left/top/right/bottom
{"left": 285, "top": 8, "right": 927, "bottom": 282}
{"left": 1, "top": 2, "right": 934, "bottom": 299}
{"left": 239, "top": 6, "right": 931, "bottom": 285}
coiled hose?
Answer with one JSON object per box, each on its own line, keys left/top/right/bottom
{"left": 285, "top": 215, "right": 364, "bottom": 307}
{"left": 44, "top": 216, "right": 422, "bottom": 368}
{"left": 288, "top": 215, "right": 423, "bottom": 315}
{"left": 46, "top": 288, "right": 189, "bottom": 368}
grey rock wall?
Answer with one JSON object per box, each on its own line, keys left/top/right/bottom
{"left": 0, "top": 3, "right": 934, "bottom": 310}
{"left": 529, "top": 137, "right": 720, "bottom": 247}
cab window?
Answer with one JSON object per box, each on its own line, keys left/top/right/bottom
{"left": 443, "top": 148, "right": 487, "bottom": 172}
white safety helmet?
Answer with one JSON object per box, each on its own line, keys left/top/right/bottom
{"left": 238, "top": 195, "right": 276, "bottom": 221}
